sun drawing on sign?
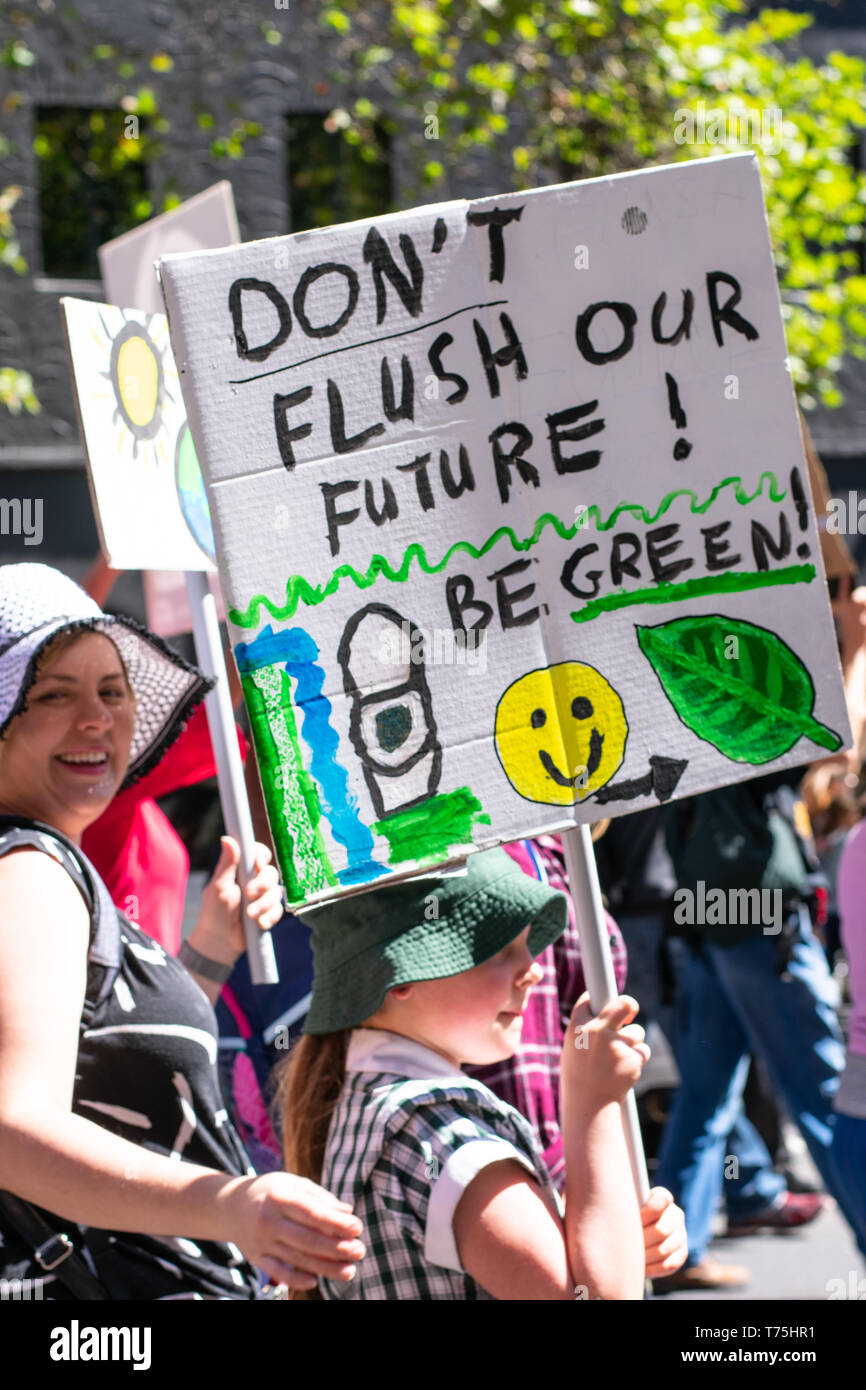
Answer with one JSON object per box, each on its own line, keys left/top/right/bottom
{"left": 90, "top": 311, "right": 176, "bottom": 466}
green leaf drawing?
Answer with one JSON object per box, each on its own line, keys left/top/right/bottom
{"left": 635, "top": 615, "right": 842, "bottom": 764}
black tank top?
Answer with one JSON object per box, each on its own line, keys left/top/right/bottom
{"left": 0, "top": 817, "right": 261, "bottom": 1300}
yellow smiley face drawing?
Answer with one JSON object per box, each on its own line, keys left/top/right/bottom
{"left": 495, "top": 662, "right": 628, "bottom": 805}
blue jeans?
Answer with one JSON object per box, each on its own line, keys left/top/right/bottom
{"left": 831, "top": 1112, "right": 866, "bottom": 1261}
{"left": 655, "top": 910, "right": 848, "bottom": 1265}
{"left": 722, "top": 1111, "right": 786, "bottom": 1220}
{"left": 618, "top": 910, "right": 678, "bottom": 1044}
{"left": 623, "top": 920, "right": 786, "bottom": 1220}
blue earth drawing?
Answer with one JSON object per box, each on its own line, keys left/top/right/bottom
{"left": 175, "top": 421, "right": 215, "bottom": 560}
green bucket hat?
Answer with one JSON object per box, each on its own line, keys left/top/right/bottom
{"left": 300, "top": 847, "right": 569, "bottom": 1035}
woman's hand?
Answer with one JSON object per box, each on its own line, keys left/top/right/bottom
{"left": 640, "top": 1186, "right": 688, "bottom": 1278}
{"left": 220, "top": 1172, "right": 365, "bottom": 1290}
{"left": 188, "top": 836, "right": 283, "bottom": 970}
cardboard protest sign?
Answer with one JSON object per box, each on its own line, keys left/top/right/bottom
{"left": 99, "top": 181, "right": 240, "bottom": 315}
{"left": 96, "top": 183, "right": 239, "bottom": 628}
{"left": 61, "top": 298, "right": 216, "bottom": 571}
{"left": 159, "top": 153, "right": 849, "bottom": 909}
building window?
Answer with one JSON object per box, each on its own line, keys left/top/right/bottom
{"left": 286, "top": 113, "right": 391, "bottom": 232}
{"left": 744, "top": 0, "right": 865, "bottom": 23}
{"left": 34, "top": 107, "right": 149, "bottom": 279}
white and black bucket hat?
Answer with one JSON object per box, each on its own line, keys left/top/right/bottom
{"left": 0, "top": 563, "right": 213, "bottom": 788}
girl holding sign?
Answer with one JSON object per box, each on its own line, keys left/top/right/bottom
{"left": 281, "top": 849, "right": 686, "bottom": 1299}
{"left": 0, "top": 564, "right": 364, "bottom": 1299}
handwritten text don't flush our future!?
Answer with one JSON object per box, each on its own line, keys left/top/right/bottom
{"left": 226, "top": 210, "right": 765, "bottom": 556}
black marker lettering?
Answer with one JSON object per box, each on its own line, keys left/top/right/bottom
{"left": 292, "top": 262, "right": 359, "bottom": 338}
{"left": 560, "top": 544, "right": 603, "bottom": 600}
{"left": 546, "top": 400, "right": 605, "bottom": 475}
{"left": 273, "top": 385, "right": 313, "bottom": 470}
{"left": 702, "top": 521, "right": 741, "bottom": 571}
{"left": 646, "top": 523, "right": 693, "bottom": 583}
{"left": 363, "top": 226, "right": 424, "bottom": 323}
{"left": 364, "top": 478, "right": 399, "bottom": 528}
{"left": 229, "top": 278, "right": 291, "bottom": 362}
{"left": 665, "top": 372, "right": 687, "bottom": 430}
{"left": 790, "top": 466, "right": 809, "bottom": 531}
{"left": 446, "top": 575, "right": 494, "bottom": 636}
{"left": 751, "top": 515, "right": 791, "bottom": 572}
{"left": 651, "top": 290, "right": 694, "bottom": 345}
{"left": 610, "top": 533, "right": 642, "bottom": 585}
{"left": 321, "top": 480, "right": 360, "bottom": 556}
{"left": 488, "top": 558, "right": 540, "bottom": 629}
{"left": 465, "top": 206, "right": 524, "bottom": 282}
{"left": 473, "top": 312, "right": 528, "bottom": 399}
{"left": 427, "top": 332, "right": 468, "bottom": 404}
{"left": 489, "top": 422, "right": 537, "bottom": 504}
{"left": 706, "top": 271, "right": 759, "bottom": 347}
{"left": 575, "top": 301, "right": 637, "bottom": 365}
{"left": 326, "top": 379, "right": 386, "bottom": 454}
{"left": 439, "top": 445, "right": 474, "bottom": 499}
{"left": 381, "top": 354, "right": 414, "bottom": 423}
{"left": 431, "top": 218, "right": 448, "bottom": 254}
{"left": 397, "top": 454, "right": 435, "bottom": 510}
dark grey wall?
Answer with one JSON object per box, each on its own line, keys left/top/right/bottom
{"left": 0, "top": 0, "right": 360, "bottom": 470}
{"left": 1, "top": 0, "right": 865, "bottom": 592}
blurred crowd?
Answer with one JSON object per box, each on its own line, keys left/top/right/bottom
{"left": 1, "top": 422, "right": 864, "bottom": 1299}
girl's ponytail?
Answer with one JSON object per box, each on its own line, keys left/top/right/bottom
{"left": 277, "top": 1029, "right": 350, "bottom": 1185}
{"left": 276, "top": 1030, "right": 350, "bottom": 1300}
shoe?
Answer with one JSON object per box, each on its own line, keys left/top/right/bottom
{"left": 781, "top": 1170, "right": 821, "bottom": 1196}
{"left": 725, "top": 1190, "right": 828, "bottom": 1237}
{"left": 652, "top": 1255, "right": 751, "bottom": 1293}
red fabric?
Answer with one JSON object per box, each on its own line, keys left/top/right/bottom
{"left": 82, "top": 706, "right": 248, "bottom": 954}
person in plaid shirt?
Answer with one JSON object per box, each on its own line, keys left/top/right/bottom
{"left": 280, "top": 848, "right": 686, "bottom": 1300}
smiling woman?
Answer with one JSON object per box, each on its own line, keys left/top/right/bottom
{"left": 0, "top": 569, "right": 209, "bottom": 791}
{"left": 0, "top": 563, "right": 366, "bottom": 1301}
{"left": 0, "top": 630, "right": 137, "bottom": 839}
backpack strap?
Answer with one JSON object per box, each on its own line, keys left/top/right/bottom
{"left": 0, "top": 815, "right": 121, "bottom": 1029}
{"left": 0, "top": 1190, "right": 110, "bottom": 1299}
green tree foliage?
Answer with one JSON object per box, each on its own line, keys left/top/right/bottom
{"left": 34, "top": 108, "right": 151, "bottom": 278}
{"left": 1, "top": 30, "right": 39, "bottom": 416}
{"left": 0, "top": 6, "right": 264, "bottom": 414}
{"left": 0, "top": 183, "right": 39, "bottom": 416}
{"left": 318, "top": 0, "right": 866, "bottom": 409}
{"left": 1, "top": 1, "right": 864, "bottom": 414}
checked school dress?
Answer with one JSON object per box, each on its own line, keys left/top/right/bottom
{"left": 0, "top": 818, "right": 261, "bottom": 1300}
{"left": 320, "top": 1028, "right": 561, "bottom": 1300}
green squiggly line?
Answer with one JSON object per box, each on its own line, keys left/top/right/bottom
{"left": 229, "top": 471, "right": 787, "bottom": 629}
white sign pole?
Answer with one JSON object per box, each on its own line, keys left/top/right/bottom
{"left": 185, "top": 571, "right": 278, "bottom": 986}
{"left": 560, "top": 824, "right": 650, "bottom": 1203}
